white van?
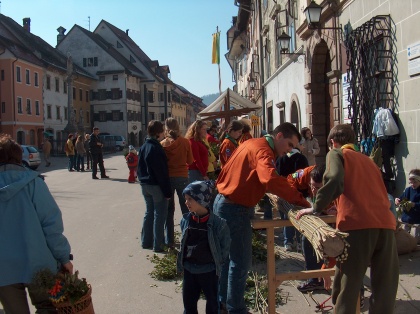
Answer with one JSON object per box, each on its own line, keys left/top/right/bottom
{"left": 99, "top": 135, "right": 126, "bottom": 151}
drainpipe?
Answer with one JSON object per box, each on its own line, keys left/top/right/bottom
{"left": 12, "top": 58, "right": 18, "bottom": 133}
{"left": 164, "top": 84, "right": 168, "bottom": 119}
{"left": 257, "top": 0, "right": 266, "bottom": 130}
{"left": 143, "top": 84, "right": 149, "bottom": 133}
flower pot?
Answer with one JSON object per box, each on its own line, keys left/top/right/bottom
{"left": 55, "top": 284, "right": 94, "bottom": 314}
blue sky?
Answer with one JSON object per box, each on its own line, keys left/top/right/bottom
{"left": 3, "top": 0, "right": 238, "bottom": 97}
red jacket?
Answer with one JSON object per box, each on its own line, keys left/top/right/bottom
{"left": 188, "top": 139, "right": 209, "bottom": 177}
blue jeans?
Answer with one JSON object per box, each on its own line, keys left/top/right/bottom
{"left": 213, "top": 194, "right": 252, "bottom": 314}
{"left": 141, "top": 184, "right": 169, "bottom": 252}
{"left": 76, "top": 154, "right": 84, "bottom": 171}
{"left": 67, "top": 155, "right": 75, "bottom": 171}
{"left": 188, "top": 169, "right": 204, "bottom": 183}
{"left": 279, "top": 212, "right": 299, "bottom": 246}
{"left": 302, "top": 235, "right": 322, "bottom": 282}
{"left": 166, "top": 177, "right": 189, "bottom": 246}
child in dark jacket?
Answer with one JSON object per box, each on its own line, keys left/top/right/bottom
{"left": 125, "top": 145, "right": 138, "bottom": 183}
{"left": 395, "top": 168, "right": 420, "bottom": 243}
{"left": 177, "top": 181, "right": 230, "bottom": 314}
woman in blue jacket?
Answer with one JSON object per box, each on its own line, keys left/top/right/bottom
{"left": 138, "top": 121, "right": 172, "bottom": 252}
{"left": 0, "top": 134, "right": 73, "bottom": 313}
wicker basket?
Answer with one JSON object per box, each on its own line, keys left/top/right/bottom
{"left": 55, "top": 284, "right": 94, "bottom": 314}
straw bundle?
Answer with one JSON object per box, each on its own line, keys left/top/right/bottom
{"left": 266, "top": 193, "right": 349, "bottom": 262}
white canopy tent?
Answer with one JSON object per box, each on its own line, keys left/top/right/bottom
{"left": 197, "top": 88, "right": 261, "bottom": 124}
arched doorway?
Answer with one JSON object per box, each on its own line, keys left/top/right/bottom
{"left": 17, "top": 131, "right": 25, "bottom": 145}
{"left": 290, "top": 101, "right": 300, "bottom": 131}
{"left": 309, "top": 40, "right": 333, "bottom": 163}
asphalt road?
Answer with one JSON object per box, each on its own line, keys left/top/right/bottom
{"left": 1, "top": 152, "right": 419, "bottom": 313}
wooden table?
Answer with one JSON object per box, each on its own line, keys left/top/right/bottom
{"left": 251, "top": 216, "right": 338, "bottom": 314}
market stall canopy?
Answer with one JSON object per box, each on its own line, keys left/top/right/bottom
{"left": 197, "top": 88, "right": 261, "bottom": 121}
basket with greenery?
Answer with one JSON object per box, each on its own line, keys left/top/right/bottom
{"left": 32, "top": 269, "right": 94, "bottom": 313}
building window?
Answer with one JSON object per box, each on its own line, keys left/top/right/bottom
{"left": 160, "top": 113, "right": 164, "bottom": 121}
{"left": 26, "top": 69, "right": 30, "bottom": 84}
{"left": 55, "top": 78, "right": 59, "bottom": 92}
{"left": 73, "top": 87, "right": 76, "bottom": 100}
{"left": 86, "top": 111, "right": 90, "bottom": 124}
{"left": 99, "top": 76, "right": 105, "bottom": 81}
{"left": 63, "top": 81, "right": 67, "bottom": 93}
{"left": 85, "top": 91, "right": 89, "bottom": 102}
{"left": 46, "top": 76, "right": 51, "bottom": 90}
{"left": 35, "top": 100, "right": 40, "bottom": 115}
{"left": 56, "top": 106, "right": 60, "bottom": 119}
{"left": 17, "top": 97, "right": 22, "bottom": 113}
{"left": 26, "top": 99, "right": 31, "bottom": 114}
{"left": 112, "top": 110, "right": 120, "bottom": 121}
{"left": 167, "top": 91, "right": 171, "bottom": 102}
{"left": 99, "top": 111, "right": 106, "bottom": 122}
{"left": 64, "top": 107, "right": 68, "bottom": 120}
{"left": 1, "top": 102, "right": 5, "bottom": 113}
{"left": 98, "top": 89, "right": 107, "bottom": 100}
{"left": 83, "top": 57, "right": 98, "bottom": 67}
{"left": 16, "top": 66, "right": 21, "bottom": 82}
{"left": 288, "top": 21, "right": 296, "bottom": 53}
{"left": 148, "top": 112, "right": 155, "bottom": 120}
{"left": 1, "top": 70, "right": 4, "bottom": 81}
{"left": 34, "top": 72, "right": 39, "bottom": 86}
{"left": 79, "top": 89, "right": 83, "bottom": 101}
{"left": 113, "top": 75, "right": 118, "bottom": 80}
{"left": 111, "top": 88, "right": 120, "bottom": 100}
{"left": 159, "top": 93, "right": 164, "bottom": 102}
{"left": 148, "top": 91, "right": 155, "bottom": 103}
{"left": 47, "top": 105, "right": 52, "bottom": 119}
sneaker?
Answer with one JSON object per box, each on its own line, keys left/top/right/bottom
{"left": 285, "top": 243, "right": 293, "bottom": 252}
{"left": 297, "top": 280, "right": 325, "bottom": 292}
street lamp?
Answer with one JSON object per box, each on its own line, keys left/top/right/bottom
{"left": 278, "top": 31, "right": 291, "bottom": 53}
{"left": 249, "top": 77, "right": 262, "bottom": 91}
{"left": 304, "top": 0, "right": 322, "bottom": 27}
{"left": 303, "top": 0, "right": 342, "bottom": 31}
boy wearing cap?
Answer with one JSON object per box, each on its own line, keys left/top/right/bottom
{"left": 125, "top": 145, "right": 138, "bottom": 183}
{"left": 177, "top": 181, "right": 230, "bottom": 314}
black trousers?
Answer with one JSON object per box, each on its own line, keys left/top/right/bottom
{"left": 183, "top": 269, "right": 218, "bottom": 314}
{"left": 92, "top": 152, "right": 105, "bottom": 177}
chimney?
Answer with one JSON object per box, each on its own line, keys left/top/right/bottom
{"left": 57, "top": 26, "right": 67, "bottom": 46}
{"left": 23, "top": 18, "right": 31, "bottom": 32}
{"left": 126, "top": 29, "right": 129, "bottom": 35}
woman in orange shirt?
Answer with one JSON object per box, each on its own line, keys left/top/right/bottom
{"left": 219, "top": 120, "right": 243, "bottom": 168}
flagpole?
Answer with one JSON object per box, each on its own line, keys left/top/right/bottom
{"left": 217, "top": 26, "right": 222, "bottom": 95}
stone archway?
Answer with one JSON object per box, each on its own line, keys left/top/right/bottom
{"left": 306, "top": 39, "right": 335, "bottom": 164}
{"left": 290, "top": 101, "right": 300, "bottom": 130}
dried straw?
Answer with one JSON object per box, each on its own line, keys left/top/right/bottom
{"left": 266, "top": 193, "right": 349, "bottom": 263}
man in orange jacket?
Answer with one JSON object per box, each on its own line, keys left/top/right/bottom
{"left": 214, "top": 122, "right": 310, "bottom": 314}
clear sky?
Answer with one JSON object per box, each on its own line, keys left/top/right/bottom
{"left": 2, "top": 0, "right": 238, "bottom": 98}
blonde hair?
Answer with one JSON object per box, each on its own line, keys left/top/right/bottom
{"left": 185, "top": 120, "right": 206, "bottom": 142}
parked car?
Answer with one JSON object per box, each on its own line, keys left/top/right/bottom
{"left": 21, "top": 145, "right": 41, "bottom": 170}
{"left": 98, "top": 135, "right": 126, "bottom": 151}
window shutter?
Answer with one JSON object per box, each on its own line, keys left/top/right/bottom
{"left": 106, "top": 112, "right": 112, "bottom": 121}
{"left": 106, "top": 91, "right": 112, "bottom": 99}
{"left": 93, "top": 113, "right": 99, "bottom": 121}
{"left": 119, "top": 112, "right": 124, "bottom": 121}
{"left": 94, "top": 57, "right": 98, "bottom": 66}
{"left": 83, "top": 58, "right": 87, "bottom": 67}
{"left": 119, "top": 90, "right": 123, "bottom": 99}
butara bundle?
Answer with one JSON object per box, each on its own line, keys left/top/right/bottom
{"left": 266, "top": 193, "right": 350, "bottom": 263}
